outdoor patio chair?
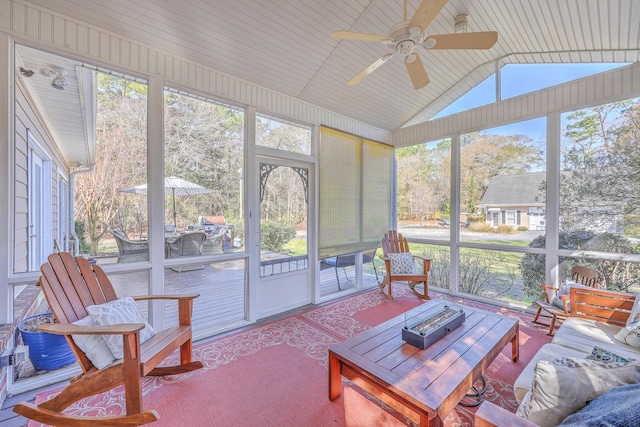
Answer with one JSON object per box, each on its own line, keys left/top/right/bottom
{"left": 167, "top": 231, "right": 207, "bottom": 272}
{"left": 532, "top": 265, "right": 601, "bottom": 335}
{"left": 321, "top": 249, "right": 379, "bottom": 290}
{"left": 203, "top": 226, "right": 228, "bottom": 255}
{"left": 111, "top": 229, "right": 149, "bottom": 261}
{"left": 13, "top": 252, "right": 203, "bottom": 426}
{"left": 166, "top": 231, "right": 207, "bottom": 258}
{"left": 379, "top": 230, "right": 431, "bottom": 300}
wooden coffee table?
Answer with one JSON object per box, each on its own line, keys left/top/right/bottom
{"left": 328, "top": 300, "right": 519, "bottom": 427}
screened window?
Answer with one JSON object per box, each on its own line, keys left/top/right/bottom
{"left": 163, "top": 89, "right": 245, "bottom": 258}
{"left": 256, "top": 114, "right": 311, "bottom": 155}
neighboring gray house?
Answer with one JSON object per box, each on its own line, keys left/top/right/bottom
{"left": 478, "top": 173, "right": 546, "bottom": 230}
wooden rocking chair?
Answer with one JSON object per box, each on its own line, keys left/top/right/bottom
{"left": 14, "top": 252, "right": 203, "bottom": 426}
{"left": 532, "top": 265, "right": 601, "bottom": 335}
{"left": 378, "top": 230, "right": 431, "bottom": 300}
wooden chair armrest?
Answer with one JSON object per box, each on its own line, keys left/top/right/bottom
{"left": 133, "top": 294, "right": 198, "bottom": 327}
{"left": 132, "top": 294, "right": 200, "bottom": 301}
{"left": 475, "top": 401, "right": 537, "bottom": 427}
{"left": 411, "top": 255, "right": 431, "bottom": 272}
{"left": 540, "top": 284, "right": 559, "bottom": 303}
{"left": 38, "top": 322, "right": 145, "bottom": 335}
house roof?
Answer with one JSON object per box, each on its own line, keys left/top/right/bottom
{"left": 480, "top": 172, "right": 545, "bottom": 207}
{"left": 12, "top": 1, "right": 640, "bottom": 166}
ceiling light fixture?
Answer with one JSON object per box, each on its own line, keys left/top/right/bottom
{"left": 19, "top": 67, "right": 34, "bottom": 77}
{"left": 50, "top": 68, "right": 69, "bottom": 90}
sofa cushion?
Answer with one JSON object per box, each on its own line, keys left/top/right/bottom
{"left": 518, "top": 356, "right": 640, "bottom": 427}
{"left": 614, "top": 322, "right": 640, "bottom": 348}
{"left": 552, "top": 316, "right": 640, "bottom": 360}
{"left": 557, "top": 382, "right": 640, "bottom": 427}
{"left": 513, "top": 343, "right": 586, "bottom": 403}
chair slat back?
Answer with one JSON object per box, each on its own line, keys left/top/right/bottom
{"left": 381, "top": 230, "right": 410, "bottom": 257}
{"left": 571, "top": 265, "right": 601, "bottom": 288}
{"left": 38, "top": 252, "right": 118, "bottom": 325}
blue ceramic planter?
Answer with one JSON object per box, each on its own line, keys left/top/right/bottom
{"left": 18, "top": 313, "right": 75, "bottom": 371}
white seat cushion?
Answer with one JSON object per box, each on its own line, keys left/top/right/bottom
{"left": 552, "top": 317, "right": 640, "bottom": 360}
{"left": 514, "top": 343, "right": 586, "bottom": 403}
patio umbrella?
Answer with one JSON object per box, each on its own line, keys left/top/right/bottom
{"left": 121, "top": 176, "right": 213, "bottom": 227}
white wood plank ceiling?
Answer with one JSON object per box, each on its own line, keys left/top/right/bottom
{"left": 17, "top": 0, "right": 640, "bottom": 132}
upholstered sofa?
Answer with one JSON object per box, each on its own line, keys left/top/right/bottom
{"left": 476, "top": 287, "right": 640, "bottom": 427}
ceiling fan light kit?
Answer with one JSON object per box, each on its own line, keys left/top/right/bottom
{"left": 331, "top": 0, "right": 497, "bottom": 89}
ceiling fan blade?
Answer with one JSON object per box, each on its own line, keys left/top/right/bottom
{"left": 423, "top": 31, "right": 498, "bottom": 50}
{"left": 404, "top": 53, "right": 429, "bottom": 89}
{"left": 409, "top": 0, "right": 449, "bottom": 34}
{"left": 331, "top": 30, "right": 391, "bottom": 43}
{"left": 347, "top": 53, "right": 396, "bottom": 86}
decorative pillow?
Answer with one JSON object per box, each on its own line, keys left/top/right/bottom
{"left": 551, "top": 283, "right": 572, "bottom": 310}
{"left": 518, "top": 356, "right": 640, "bottom": 427}
{"left": 626, "top": 294, "right": 640, "bottom": 324}
{"left": 86, "top": 297, "right": 156, "bottom": 359}
{"left": 71, "top": 316, "right": 116, "bottom": 369}
{"left": 388, "top": 252, "right": 417, "bottom": 274}
{"left": 614, "top": 322, "right": 640, "bottom": 348}
{"left": 587, "top": 346, "right": 635, "bottom": 364}
{"left": 557, "top": 383, "right": 640, "bottom": 426}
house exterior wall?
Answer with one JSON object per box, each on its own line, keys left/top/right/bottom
{"left": 484, "top": 205, "right": 544, "bottom": 230}
{"left": 14, "top": 78, "right": 65, "bottom": 273}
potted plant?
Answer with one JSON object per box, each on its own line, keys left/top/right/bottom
{"left": 18, "top": 313, "right": 75, "bottom": 371}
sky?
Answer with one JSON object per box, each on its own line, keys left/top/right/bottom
{"left": 429, "top": 63, "right": 628, "bottom": 153}
{"left": 434, "top": 63, "right": 626, "bottom": 119}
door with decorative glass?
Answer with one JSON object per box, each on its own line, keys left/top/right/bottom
{"left": 256, "top": 158, "right": 312, "bottom": 318}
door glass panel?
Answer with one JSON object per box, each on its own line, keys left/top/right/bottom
{"left": 259, "top": 164, "right": 308, "bottom": 277}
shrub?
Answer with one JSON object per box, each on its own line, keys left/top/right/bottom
{"left": 495, "top": 225, "right": 515, "bottom": 234}
{"left": 518, "top": 231, "right": 640, "bottom": 297}
{"left": 260, "top": 221, "right": 296, "bottom": 252}
{"left": 517, "top": 226, "right": 528, "bottom": 231}
{"left": 466, "top": 213, "right": 485, "bottom": 223}
{"left": 468, "top": 222, "right": 492, "bottom": 232}
{"left": 226, "top": 217, "right": 245, "bottom": 241}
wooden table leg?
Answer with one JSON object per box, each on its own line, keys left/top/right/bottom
{"left": 419, "top": 413, "right": 443, "bottom": 427}
{"left": 511, "top": 324, "right": 519, "bottom": 362}
{"left": 328, "top": 351, "right": 342, "bottom": 400}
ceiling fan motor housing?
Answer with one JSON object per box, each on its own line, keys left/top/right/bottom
{"left": 386, "top": 21, "right": 424, "bottom": 56}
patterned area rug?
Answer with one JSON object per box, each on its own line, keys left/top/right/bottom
{"left": 30, "top": 285, "right": 551, "bottom": 426}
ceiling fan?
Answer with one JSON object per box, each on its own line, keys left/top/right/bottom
{"left": 331, "top": 0, "right": 498, "bottom": 89}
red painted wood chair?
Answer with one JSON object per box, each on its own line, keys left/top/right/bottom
{"left": 379, "top": 230, "right": 431, "bottom": 300}
{"left": 14, "top": 252, "right": 203, "bottom": 426}
{"left": 532, "top": 265, "right": 601, "bottom": 335}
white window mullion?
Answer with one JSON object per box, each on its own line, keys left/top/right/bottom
{"left": 546, "top": 112, "right": 561, "bottom": 287}
{"left": 451, "top": 134, "right": 461, "bottom": 294}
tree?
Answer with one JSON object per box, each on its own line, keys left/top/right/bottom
{"left": 459, "top": 133, "right": 543, "bottom": 213}
{"left": 74, "top": 75, "right": 147, "bottom": 254}
{"left": 520, "top": 231, "right": 640, "bottom": 298}
{"left": 560, "top": 100, "right": 639, "bottom": 233}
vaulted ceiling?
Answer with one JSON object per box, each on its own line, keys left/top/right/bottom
{"left": 19, "top": 0, "right": 640, "bottom": 133}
